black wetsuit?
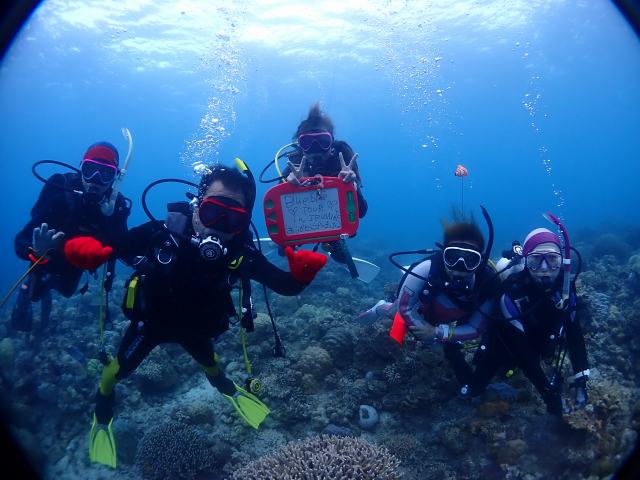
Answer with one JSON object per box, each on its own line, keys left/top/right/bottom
{"left": 12, "top": 173, "right": 129, "bottom": 331}
{"left": 112, "top": 219, "right": 307, "bottom": 380}
{"left": 470, "top": 270, "right": 589, "bottom": 414}
{"left": 283, "top": 140, "right": 368, "bottom": 218}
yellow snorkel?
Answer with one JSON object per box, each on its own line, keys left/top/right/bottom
{"left": 101, "top": 127, "right": 133, "bottom": 216}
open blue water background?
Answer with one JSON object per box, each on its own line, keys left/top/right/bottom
{"left": 0, "top": 0, "right": 638, "bottom": 295}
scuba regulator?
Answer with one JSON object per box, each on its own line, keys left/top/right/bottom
{"left": 502, "top": 240, "right": 523, "bottom": 261}
{"left": 142, "top": 159, "right": 257, "bottom": 263}
{"left": 32, "top": 160, "right": 106, "bottom": 207}
{"left": 198, "top": 236, "right": 227, "bottom": 261}
{"left": 243, "top": 375, "right": 264, "bottom": 395}
{"left": 142, "top": 179, "right": 233, "bottom": 263}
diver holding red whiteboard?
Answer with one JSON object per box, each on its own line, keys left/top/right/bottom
{"left": 259, "top": 103, "right": 378, "bottom": 282}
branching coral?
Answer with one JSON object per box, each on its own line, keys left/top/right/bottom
{"left": 230, "top": 434, "right": 401, "bottom": 479}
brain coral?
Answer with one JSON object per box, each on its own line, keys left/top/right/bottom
{"left": 321, "top": 326, "right": 355, "bottom": 368}
{"left": 297, "top": 346, "right": 333, "bottom": 379}
{"left": 231, "top": 434, "right": 401, "bottom": 479}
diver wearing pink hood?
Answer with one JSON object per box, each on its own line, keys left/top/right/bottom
{"left": 471, "top": 222, "right": 589, "bottom": 416}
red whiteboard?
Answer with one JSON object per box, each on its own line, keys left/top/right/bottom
{"left": 263, "top": 177, "right": 359, "bottom": 246}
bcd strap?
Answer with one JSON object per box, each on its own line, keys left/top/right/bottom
{"left": 103, "top": 290, "right": 112, "bottom": 330}
{"left": 103, "top": 257, "right": 116, "bottom": 292}
{"left": 165, "top": 201, "right": 191, "bottom": 236}
{"left": 240, "top": 274, "right": 255, "bottom": 332}
{"left": 228, "top": 255, "right": 244, "bottom": 270}
{"left": 126, "top": 276, "right": 139, "bottom": 309}
{"left": 337, "top": 238, "right": 359, "bottom": 279}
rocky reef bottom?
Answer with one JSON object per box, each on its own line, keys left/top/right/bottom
{"left": 1, "top": 230, "right": 639, "bottom": 480}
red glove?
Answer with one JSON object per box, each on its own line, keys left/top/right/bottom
{"left": 285, "top": 246, "right": 327, "bottom": 283}
{"left": 64, "top": 236, "right": 113, "bottom": 271}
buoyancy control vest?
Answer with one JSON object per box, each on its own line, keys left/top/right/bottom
{"left": 417, "top": 253, "right": 500, "bottom": 325}
{"left": 54, "top": 173, "right": 130, "bottom": 235}
{"left": 122, "top": 207, "right": 257, "bottom": 336}
{"left": 501, "top": 269, "right": 577, "bottom": 348}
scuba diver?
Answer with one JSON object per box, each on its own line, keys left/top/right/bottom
{"left": 264, "top": 103, "right": 369, "bottom": 276}
{"left": 283, "top": 103, "right": 367, "bottom": 217}
{"left": 89, "top": 160, "right": 327, "bottom": 469}
{"left": 469, "top": 222, "right": 589, "bottom": 416}
{"left": 356, "top": 208, "right": 500, "bottom": 394}
{"left": 10, "top": 141, "right": 130, "bottom": 333}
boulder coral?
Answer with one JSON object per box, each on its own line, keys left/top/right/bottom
{"left": 135, "top": 421, "right": 216, "bottom": 479}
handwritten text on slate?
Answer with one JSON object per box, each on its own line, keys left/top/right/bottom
{"left": 281, "top": 188, "right": 341, "bottom": 235}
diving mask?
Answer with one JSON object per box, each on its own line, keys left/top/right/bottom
{"left": 81, "top": 159, "right": 118, "bottom": 185}
{"left": 443, "top": 246, "right": 482, "bottom": 272}
{"left": 525, "top": 251, "right": 562, "bottom": 271}
{"left": 198, "top": 196, "right": 250, "bottom": 235}
{"left": 297, "top": 131, "right": 333, "bottom": 153}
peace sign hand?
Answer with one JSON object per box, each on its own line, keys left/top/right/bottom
{"left": 338, "top": 151, "right": 359, "bottom": 183}
{"left": 286, "top": 155, "right": 308, "bottom": 185}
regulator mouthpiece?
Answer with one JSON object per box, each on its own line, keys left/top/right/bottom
{"left": 198, "top": 236, "right": 227, "bottom": 261}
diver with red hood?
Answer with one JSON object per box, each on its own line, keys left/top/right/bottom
{"left": 10, "top": 141, "right": 130, "bottom": 333}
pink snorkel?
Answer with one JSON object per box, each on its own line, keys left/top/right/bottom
{"left": 543, "top": 212, "right": 571, "bottom": 309}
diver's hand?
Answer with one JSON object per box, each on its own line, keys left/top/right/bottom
{"left": 409, "top": 323, "right": 436, "bottom": 342}
{"left": 285, "top": 246, "right": 327, "bottom": 283}
{"left": 286, "top": 156, "right": 308, "bottom": 185}
{"left": 355, "top": 300, "right": 390, "bottom": 325}
{"left": 64, "top": 236, "right": 113, "bottom": 271}
{"left": 338, "top": 151, "right": 358, "bottom": 183}
{"left": 31, "top": 223, "right": 65, "bottom": 257}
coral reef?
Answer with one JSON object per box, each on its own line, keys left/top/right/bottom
{"left": 358, "top": 404, "right": 379, "bottom": 431}
{"left": 1, "top": 227, "right": 640, "bottom": 479}
{"left": 321, "top": 325, "right": 355, "bottom": 368}
{"left": 0, "top": 337, "right": 15, "bottom": 372}
{"left": 171, "top": 398, "right": 216, "bottom": 425}
{"left": 230, "top": 434, "right": 401, "bottom": 479}
{"left": 627, "top": 254, "right": 640, "bottom": 292}
{"left": 589, "top": 233, "right": 632, "bottom": 262}
{"left": 134, "top": 354, "right": 180, "bottom": 394}
{"left": 295, "top": 345, "right": 333, "bottom": 393}
{"left": 134, "top": 421, "right": 217, "bottom": 479}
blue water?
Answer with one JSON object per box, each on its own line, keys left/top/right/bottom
{"left": 0, "top": 2, "right": 638, "bottom": 308}
{"left": 0, "top": 2, "right": 639, "bottom": 478}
